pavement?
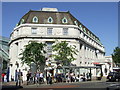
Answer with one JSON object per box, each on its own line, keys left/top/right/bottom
{"left": 2, "top": 76, "right": 107, "bottom": 86}
{"left": 1, "top": 76, "right": 108, "bottom": 90}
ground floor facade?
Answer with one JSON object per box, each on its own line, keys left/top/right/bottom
{"left": 9, "top": 37, "right": 111, "bottom": 81}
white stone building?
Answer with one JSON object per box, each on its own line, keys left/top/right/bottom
{"left": 103, "top": 56, "right": 113, "bottom": 76}
{"left": 9, "top": 8, "right": 106, "bottom": 81}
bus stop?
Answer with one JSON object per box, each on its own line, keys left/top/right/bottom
{"left": 56, "top": 65, "right": 102, "bottom": 81}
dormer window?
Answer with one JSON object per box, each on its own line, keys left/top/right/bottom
{"left": 48, "top": 17, "right": 53, "bottom": 23}
{"left": 79, "top": 25, "right": 83, "bottom": 31}
{"left": 74, "top": 21, "right": 78, "bottom": 26}
{"left": 91, "top": 34, "right": 93, "bottom": 38}
{"left": 83, "top": 28, "right": 86, "bottom": 33}
{"left": 32, "top": 16, "right": 38, "bottom": 23}
{"left": 20, "top": 19, "right": 24, "bottom": 24}
{"left": 62, "top": 17, "right": 68, "bottom": 23}
{"left": 16, "top": 24, "right": 18, "bottom": 27}
{"left": 87, "top": 31, "right": 90, "bottom": 36}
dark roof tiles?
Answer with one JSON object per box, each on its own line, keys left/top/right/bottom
{"left": 17, "top": 10, "right": 100, "bottom": 43}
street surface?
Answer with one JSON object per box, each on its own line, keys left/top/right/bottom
{"left": 2, "top": 80, "right": 120, "bottom": 90}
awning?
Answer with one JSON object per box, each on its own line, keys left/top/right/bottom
{"left": 93, "top": 62, "right": 100, "bottom": 64}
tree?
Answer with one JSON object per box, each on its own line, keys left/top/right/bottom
{"left": 19, "top": 41, "right": 47, "bottom": 72}
{"left": 52, "top": 41, "right": 78, "bottom": 66}
{"left": 112, "top": 47, "right": 120, "bottom": 66}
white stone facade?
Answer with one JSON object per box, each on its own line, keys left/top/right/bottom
{"left": 9, "top": 8, "right": 106, "bottom": 81}
{"left": 9, "top": 24, "right": 106, "bottom": 81}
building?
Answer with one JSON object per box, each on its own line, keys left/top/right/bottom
{"left": 104, "top": 56, "right": 113, "bottom": 75}
{"left": 9, "top": 8, "right": 106, "bottom": 81}
{"left": 0, "top": 36, "right": 9, "bottom": 73}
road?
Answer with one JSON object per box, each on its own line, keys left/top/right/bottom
{"left": 24, "top": 81, "right": 120, "bottom": 88}
{"left": 2, "top": 81, "right": 120, "bottom": 90}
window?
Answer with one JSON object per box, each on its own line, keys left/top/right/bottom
{"left": 80, "top": 44, "right": 83, "bottom": 50}
{"left": 20, "top": 19, "right": 24, "bottom": 24}
{"left": 87, "top": 31, "right": 90, "bottom": 36}
{"left": 48, "top": 17, "right": 53, "bottom": 23}
{"left": 62, "top": 17, "right": 68, "bottom": 23}
{"left": 79, "top": 25, "right": 83, "bottom": 31}
{"left": 47, "top": 28, "right": 53, "bottom": 35}
{"left": 32, "top": 16, "right": 38, "bottom": 23}
{"left": 74, "top": 21, "right": 78, "bottom": 26}
{"left": 47, "top": 42, "right": 53, "bottom": 52}
{"left": 47, "top": 42, "right": 53, "bottom": 56}
{"left": 83, "top": 28, "right": 86, "bottom": 33}
{"left": 31, "top": 27, "right": 37, "bottom": 34}
{"left": 63, "top": 28, "right": 68, "bottom": 35}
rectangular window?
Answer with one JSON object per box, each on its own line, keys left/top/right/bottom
{"left": 47, "top": 42, "right": 53, "bottom": 56}
{"left": 47, "top": 28, "right": 52, "bottom": 35}
{"left": 31, "top": 27, "right": 37, "bottom": 34}
{"left": 63, "top": 28, "right": 68, "bottom": 35}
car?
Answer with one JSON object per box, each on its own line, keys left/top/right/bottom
{"left": 107, "top": 72, "right": 120, "bottom": 82}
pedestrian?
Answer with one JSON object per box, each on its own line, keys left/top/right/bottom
{"left": 70, "top": 72, "right": 74, "bottom": 82}
{"left": 16, "top": 69, "right": 23, "bottom": 86}
{"left": 15, "top": 70, "right": 18, "bottom": 82}
{"left": 39, "top": 72, "right": 44, "bottom": 84}
{"left": 86, "top": 72, "right": 89, "bottom": 81}
{"left": 26, "top": 71, "right": 31, "bottom": 85}
{"left": 47, "top": 71, "right": 52, "bottom": 84}
{"left": 82, "top": 73, "right": 86, "bottom": 81}
{"left": 55, "top": 73, "right": 58, "bottom": 83}
{"left": 79, "top": 74, "right": 83, "bottom": 82}
{"left": 2, "top": 73, "right": 5, "bottom": 82}
{"left": 76, "top": 74, "right": 80, "bottom": 82}
{"left": 72, "top": 74, "right": 76, "bottom": 82}
{"left": 33, "top": 72, "right": 37, "bottom": 84}
{"left": 4, "top": 73, "right": 7, "bottom": 82}
{"left": 66, "top": 73, "right": 70, "bottom": 83}
{"left": 36, "top": 72, "right": 40, "bottom": 84}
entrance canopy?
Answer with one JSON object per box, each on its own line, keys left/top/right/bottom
{"left": 62, "top": 66, "right": 101, "bottom": 69}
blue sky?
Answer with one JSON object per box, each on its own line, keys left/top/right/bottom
{"left": 2, "top": 2, "right": 118, "bottom": 56}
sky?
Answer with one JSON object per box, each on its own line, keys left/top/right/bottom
{"left": 2, "top": 2, "right": 118, "bottom": 56}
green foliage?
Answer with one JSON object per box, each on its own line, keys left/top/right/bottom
{"left": 19, "top": 41, "right": 46, "bottom": 71}
{"left": 52, "top": 41, "right": 78, "bottom": 66}
{"left": 112, "top": 47, "right": 120, "bottom": 66}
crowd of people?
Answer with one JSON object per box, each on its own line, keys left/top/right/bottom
{"left": 25, "top": 70, "right": 92, "bottom": 86}
{"left": 2, "top": 69, "right": 92, "bottom": 86}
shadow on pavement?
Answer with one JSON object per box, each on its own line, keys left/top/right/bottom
{"left": 2, "top": 85, "right": 23, "bottom": 90}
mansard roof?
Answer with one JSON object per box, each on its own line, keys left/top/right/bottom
{"left": 17, "top": 9, "right": 102, "bottom": 45}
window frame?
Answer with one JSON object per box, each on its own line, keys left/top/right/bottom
{"left": 48, "top": 17, "right": 53, "bottom": 23}
{"left": 32, "top": 16, "right": 38, "bottom": 23}
{"left": 47, "top": 28, "right": 53, "bottom": 35}
{"left": 63, "top": 28, "right": 68, "bottom": 35}
{"left": 31, "top": 27, "right": 37, "bottom": 34}
{"left": 62, "top": 17, "right": 68, "bottom": 23}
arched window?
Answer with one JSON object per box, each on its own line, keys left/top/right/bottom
{"left": 20, "top": 19, "right": 24, "bottom": 24}
{"left": 48, "top": 17, "right": 53, "bottom": 23}
{"left": 87, "top": 31, "right": 90, "bottom": 36}
{"left": 32, "top": 16, "right": 38, "bottom": 23}
{"left": 83, "top": 28, "right": 86, "bottom": 33}
{"left": 79, "top": 24, "right": 83, "bottom": 31}
{"left": 74, "top": 21, "right": 78, "bottom": 26}
{"left": 62, "top": 17, "right": 68, "bottom": 23}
